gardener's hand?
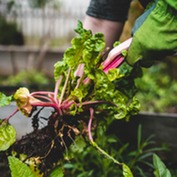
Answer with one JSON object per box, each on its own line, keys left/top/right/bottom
{"left": 126, "top": 0, "right": 177, "bottom": 67}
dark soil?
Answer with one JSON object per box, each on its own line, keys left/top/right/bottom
{"left": 4, "top": 108, "right": 82, "bottom": 177}
{"left": 0, "top": 152, "right": 10, "bottom": 177}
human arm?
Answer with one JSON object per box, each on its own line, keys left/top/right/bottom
{"left": 83, "top": 15, "right": 124, "bottom": 49}
{"left": 83, "top": 0, "right": 132, "bottom": 48}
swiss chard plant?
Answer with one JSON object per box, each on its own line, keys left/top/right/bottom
{"left": 0, "top": 21, "right": 169, "bottom": 177}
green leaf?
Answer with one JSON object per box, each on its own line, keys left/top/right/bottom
{"left": 70, "top": 88, "right": 85, "bottom": 103}
{"left": 0, "top": 92, "right": 13, "bottom": 107}
{"left": 127, "top": 97, "right": 141, "bottom": 116}
{"left": 50, "top": 166, "right": 64, "bottom": 177}
{"left": 74, "top": 20, "right": 90, "bottom": 36}
{"left": 153, "top": 154, "right": 171, "bottom": 177}
{"left": 8, "top": 156, "right": 35, "bottom": 177}
{"left": 54, "top": 61, "right": 68, "bottom": 81}
{"left": 121, "top": 49, "right": 128, "bottom": 57}
{"left": 113, "top": 105, "right": 127, "bottom": 120}
{"left": 113, "top": 41, "right": 121, "bottom": 47}
{"left": 122, "top": 163, "right": 134, "bottom": 177}
{"left": 107, "top": 68, "right": 123, "bottom": 82}
{"left": 0, "top": 121, "right": 16, "bottom": 151}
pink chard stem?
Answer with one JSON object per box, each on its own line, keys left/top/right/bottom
{"left": 59, "top": 68, "right": 71, "bottom": 105}
{"left": 54, "top": 75, "right": 63, "bottom": 103}
{"left": 88, "top": 107, "right": 94, "bottom": 142}
{"left": 102, "top": 38, "right": 132, "bottom": 68}
{"left": 1, "top": 108, "right": 19, "bottom": 124}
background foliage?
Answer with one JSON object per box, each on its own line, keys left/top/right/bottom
{"left": 135, "top": 62, "right": 177, "bottom": 113}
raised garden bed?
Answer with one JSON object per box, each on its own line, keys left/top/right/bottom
{"left": 108, "top": 112, "right": 177, "bottom": 169}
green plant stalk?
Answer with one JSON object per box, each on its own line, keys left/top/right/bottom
{"left": 87, "top": 107, "right": 135, "bottom": 176}
{"left": 87, "top": 108, "right": 132, "bottom": 174}
{"left": 129, "top": 125, "right": 143, "bottom": 168}
{"left": 90, "top": 141, "right": 122, "bottom": 166}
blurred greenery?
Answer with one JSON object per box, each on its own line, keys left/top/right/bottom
{"left": 135, "top": 62, "right": 177, "bottom": 113}
{"left": 0, "top": 70, "right": 50, "bottom": 86}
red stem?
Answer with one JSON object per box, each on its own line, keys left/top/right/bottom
{"left": 32, "top": 95, "right": 53, "bottom": 102}
{"left": 78, "top": 100, "right": 114, "bottom": 107}
{"left": 31, "top": 91, "right": 55, "bottom": 96}
{"left": 59, "top": 68, "right": 71, "bottom": 105}
{"left": 88, "top": 107, "right": 94, "bottom": 142}
{"left": 103, "top": 55, "right": 124, "bottom": 73}
{"left": 2, "top": 108, "right": 19, "bottom": 124}
{"left": 31, "top": 102, "right": 61, "bottom": 114}
{"left": 54, "top": 75, "right": 63, "bottom": 103}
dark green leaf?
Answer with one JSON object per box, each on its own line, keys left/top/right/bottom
{"left": 121, "top": 49, "right": 128, "bottom": 57}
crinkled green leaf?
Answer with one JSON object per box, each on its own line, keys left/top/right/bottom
{"left": 63, "top": 22, "right": 93, "bottom": 71}
{"left": 54, "top": 61, "right": 68, "bottom": 81}
{"left": 93, "top": 70, "right": 115, "bottom": 100}
{"left": 70, "top": 88, "right": 85, "bottom": 103}
{"left": 107, "top": 68, "right": 124, "bottom": 82}
{"left": 74, "top": 20, "right": 90, "bottom": 36}
{"left": 127, "top": 97, "right": 141, "bottom": 116}
{"left": 153, "top": 154, "right": 171, "bottom": 177}
{"left": 113, "top": 41, "right": 121, "bottom": 47}
{"left": 0, "top": 121, "right": 16, "bottom": 151}
{"left": 113, "top": 105, "right": 127, "bottom": 119}
{"left": 8, "top": 156, "right": 35, "bottom": 177}
{"left": 49, "top": 166, "right": 64, "bottom": 177}
{"left": 54, "top": 21, "right": 105, "bottom": 83}
{"left": 0, "top": 92, "right": 13, "bottom": 107}
{"left": 121, "top": 49, "right": 128, "bottom": 57}
{"left": 122, "top": 163, "right": 134, "bottom": 177}
{"left": 54, "top": 21, "right": 139, "bottom": 122}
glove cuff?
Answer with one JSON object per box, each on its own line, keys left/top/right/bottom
{"left": 125, "top": 38, "right": 143, "bottom": 66}
{"left": 132, "top": 2, "right": 156, "bottom": 34}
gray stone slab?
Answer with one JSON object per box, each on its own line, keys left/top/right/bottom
{"left": 0, "top": 102, "right": 53, "bottom": 139}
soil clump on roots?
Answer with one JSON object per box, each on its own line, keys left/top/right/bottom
{"left": 8, "top": 109, "right": 81, "bottom": 176}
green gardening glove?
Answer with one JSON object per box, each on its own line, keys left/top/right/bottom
{"left": 126, "top": 0, "right": 177, "bottom": 67}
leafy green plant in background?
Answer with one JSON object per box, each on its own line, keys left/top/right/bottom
{"left": 135, "top": 63, "right": 177, "bottom": 113}
{"left": 0, "top": 70, "right": 50, "bottom": 86}
{"left": 153, "top": 154, "right": 171, "bottom": 177}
